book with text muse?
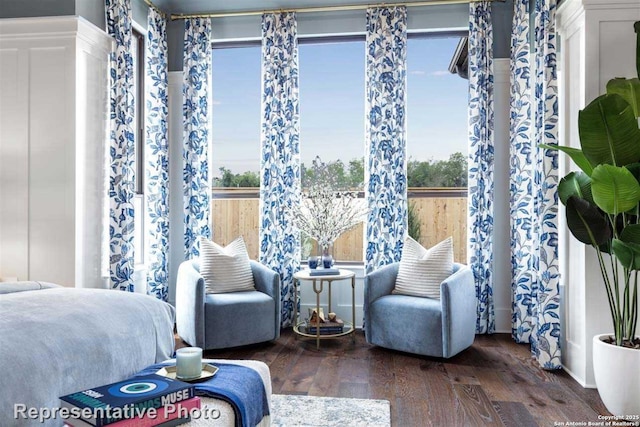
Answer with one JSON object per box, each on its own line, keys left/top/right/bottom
{"left": 60, "top": 374, "right": 194, "bottom": 426}
{"left": 64, "top": 397, "right": 201, "bottom": 427}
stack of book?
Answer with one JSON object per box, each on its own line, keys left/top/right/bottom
{"left": 306, "top": 319, "right": 345, "bottom": 334}
{"left": 60, "top": 374, "right": 200, "bottom": 427}
{"left": 306, "top": 308, "right": 344, "bottom": 334}
{"left": 308, "top": 268, "right": 340, "bottom": 276}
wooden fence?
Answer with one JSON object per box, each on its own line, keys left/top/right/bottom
{"left": 211, "top": 188, "right": 467, "bottom": 263}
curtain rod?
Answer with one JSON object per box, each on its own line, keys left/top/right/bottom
{"left": 143, "top": 0, "right": 167, "bottom": 17}
{"left": 169, "top": 0, "right": 504, "bottom": 21}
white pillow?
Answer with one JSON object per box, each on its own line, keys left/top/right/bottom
{"left": 198, "top": 236, "right": 256, "bottom": 294}
{"left": 393, "top": 236, "right": 454, "bottom": 299}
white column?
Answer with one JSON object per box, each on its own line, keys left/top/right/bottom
{"left": 168, "top": 71, "right": 183, "bottom": 304}
{"left": 0, "top": 16, "right": 112, "bottom": 287}
{"left": 556, "top": 0, "right": 640, "bottom": 387}
{"left": 492, "top": 58, "right": 513, "bottom": 333}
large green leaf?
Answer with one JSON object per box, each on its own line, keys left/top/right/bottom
{"left": 612, "top": 238, "right": 640, "bottom": 270}
{"left": 539, "top": 144, "right": 593, "bottom": 176}
{"left": 578, "top": 94, "right": 640, "bottom": 167}
{"left": 558, "top": 171, "right": 593, "bottom": 205}
{"left": 565, "top": 196, "right": 611, "bottom": 246}
{"left": 621, "top": 223, "right": 640, "bottom": 244}
{"left": 625, "top": 162, "right": 640, "bottom": 182}
{"left": 635, "top": 21, "right": 640, "bottom": 79}
{"left": 607, "top": 78, "right": 640, "bottom": 118}
{"left": 624, "top": 163, "right": 640, "bottom": 215}
{"left": 591, "top": 164, "right": 640, "bottom": 214}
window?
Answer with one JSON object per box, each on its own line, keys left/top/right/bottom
{"left": 210, "top": 44, "right": 262, "bottom": 259}
{"left": 211, "top": 45, "right": 262, "bottom": 188}
{"left": 299, "top": 39, "right": 366, "bottom": 262}
{"left": 406, "top": 35, "right": 468, "bottom": 263}
{"left": 406, "top": 35, "right": 468, "bottom": 189}
{"left": 132, "top": 28, "right": 145, "bottom": 265}
{"left": 299, "top": 40, "right": 365, "bottom": 191}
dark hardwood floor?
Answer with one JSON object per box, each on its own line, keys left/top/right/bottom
{"left": 176, "top": 329, "right": 610, "bottom": 426}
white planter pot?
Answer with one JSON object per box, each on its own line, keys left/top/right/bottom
{"left": 592, "top": 334, "right": 640, "bottom": 416}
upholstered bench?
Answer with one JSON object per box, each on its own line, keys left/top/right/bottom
{"left": 180, "top": 359, "right": 272, "bottom": 426}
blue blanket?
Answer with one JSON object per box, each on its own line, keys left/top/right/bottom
{"left": 135, "top": 362, "right": 269, "bottom": 427}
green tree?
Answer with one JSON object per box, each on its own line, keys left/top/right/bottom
{"left": 407, "top": 201, "right": 422, "bottom": 243}
{"left": 213, "top": 152, "right": 467, "bottom": 189}
{"left": 302, "top": 157, "right": 364, "bottom": 190}
{"left": 213, "top": 167, "right": 260, "bottom": 187}
{"left": 406, "top": 152, "right": 467, "bottom": 187}
{"left": 348, "top": 158, "right": 365, "bottom": 188}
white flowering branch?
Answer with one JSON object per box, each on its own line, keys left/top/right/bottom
{"left": 288, "top": 157, "right": 368, "bottom": 252}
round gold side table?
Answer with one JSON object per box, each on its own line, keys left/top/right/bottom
{"left": 292, "top": 269, "right": 356, "bottom": 350}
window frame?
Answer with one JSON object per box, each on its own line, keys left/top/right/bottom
{"left": 132, "top": 27, "right": 145, "bottom": 195}
{"left": 131, "top": 26, "right": 145, "bottom": 266}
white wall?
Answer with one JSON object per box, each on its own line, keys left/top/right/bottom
{"left": 493, "top": 58, "right": 513, "bottom": 333}
{"left": 556, "top": 0, "right": 640, "bottom": 387}
{"left": 0, "top": 16, "right": 111, "bottom": 287}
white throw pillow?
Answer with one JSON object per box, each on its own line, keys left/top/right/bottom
{"left": 198, "top": 236, "right": 256, "bottom": 294}
{"left": 393, "top": 236, "right": 454, "bottom": 299}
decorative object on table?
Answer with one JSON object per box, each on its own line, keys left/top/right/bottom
{"left": 309, "top": 267, "right": 340, "bottom": 276}
{"left": 322, "top": 251, "right": 334, "bottom": 268}
{"left": 158, "top": 363, "right": 219, "bottom": 383}
{"left": 59, "top": 374, "right": 195, "bottom": 426}
{"left": 307, "top": 318, "right": 345, "bottom": 335}
{"left": 306, "top": 308, "right": 344, "bottom": 334}
{"left": 176, "top": 347, "right": 203, "bottom": 380}
{"left": 308, "top": 307, "right": 326, "bottom": 324}
{"left": 288, "top": 156, "right": 368, "bottom": 264}
{"left": 540, "top": 21, "right": 640, "bottom": 416}
{"left": 308, "top": 256, "right": 319, "bottom": 269}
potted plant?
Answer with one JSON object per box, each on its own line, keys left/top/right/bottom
{"left": 542, "top": 22, "right": 640, "bottom": 416}
{"left": 288, "top": 157, "right": 367, "bottom": 267}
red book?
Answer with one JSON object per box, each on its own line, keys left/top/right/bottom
{"left": 65, "top": 396, "right": 201, "bottom": 427}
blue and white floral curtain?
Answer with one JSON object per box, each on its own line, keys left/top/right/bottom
{"left": 106, "top": 0, "right": 135, "bottom": 292}
{"left": 468, "top": 1, "right": 495, "bottom": 334}
{"left": 509, "top": 0, "right": 561, "bottom": 369}
{"left": 259, "top": 12, "right": 301, "bottom": 328}
{"left": 145, "top": 8, "right": 170, "bottom": 300}
{"left": 364, "top": 6, "right": 408, "bottom": 273}
{"left": 183, "top": 18, "right": 212, "bottom": 259}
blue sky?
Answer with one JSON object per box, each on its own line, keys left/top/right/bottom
{"left": 211, "top": 36, "right": 468, "bottom": 175}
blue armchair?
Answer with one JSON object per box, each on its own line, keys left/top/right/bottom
{"left": 176, "top": 259, "right": 281, "bottom": 350}
{"left": 364, "top": 262, "right": 476, "bottom": 358}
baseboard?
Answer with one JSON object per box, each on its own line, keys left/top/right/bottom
{"left": 562, "top": 364, "right": 596, "bottom": 389}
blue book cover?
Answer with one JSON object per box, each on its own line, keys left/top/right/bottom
{"left": 309, "top": 268, "right": 340, "bottom": 276}
{"left": 60, "top": 374, "right": 194, "bottom": 427}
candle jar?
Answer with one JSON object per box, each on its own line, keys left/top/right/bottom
{"left": 176, "top": 347, "right": 202, "bottom": 380}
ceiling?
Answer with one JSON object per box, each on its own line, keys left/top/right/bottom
{"left": 153, "top": 0, "right": 434, "bottom": 15}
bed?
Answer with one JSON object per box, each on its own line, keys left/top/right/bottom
{"left": 0, "top": 285, "right": 176, "bottom": 426}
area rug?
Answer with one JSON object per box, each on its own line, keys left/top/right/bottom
{"left": 270, "top": 394, "right": 391, "bottom": 427}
